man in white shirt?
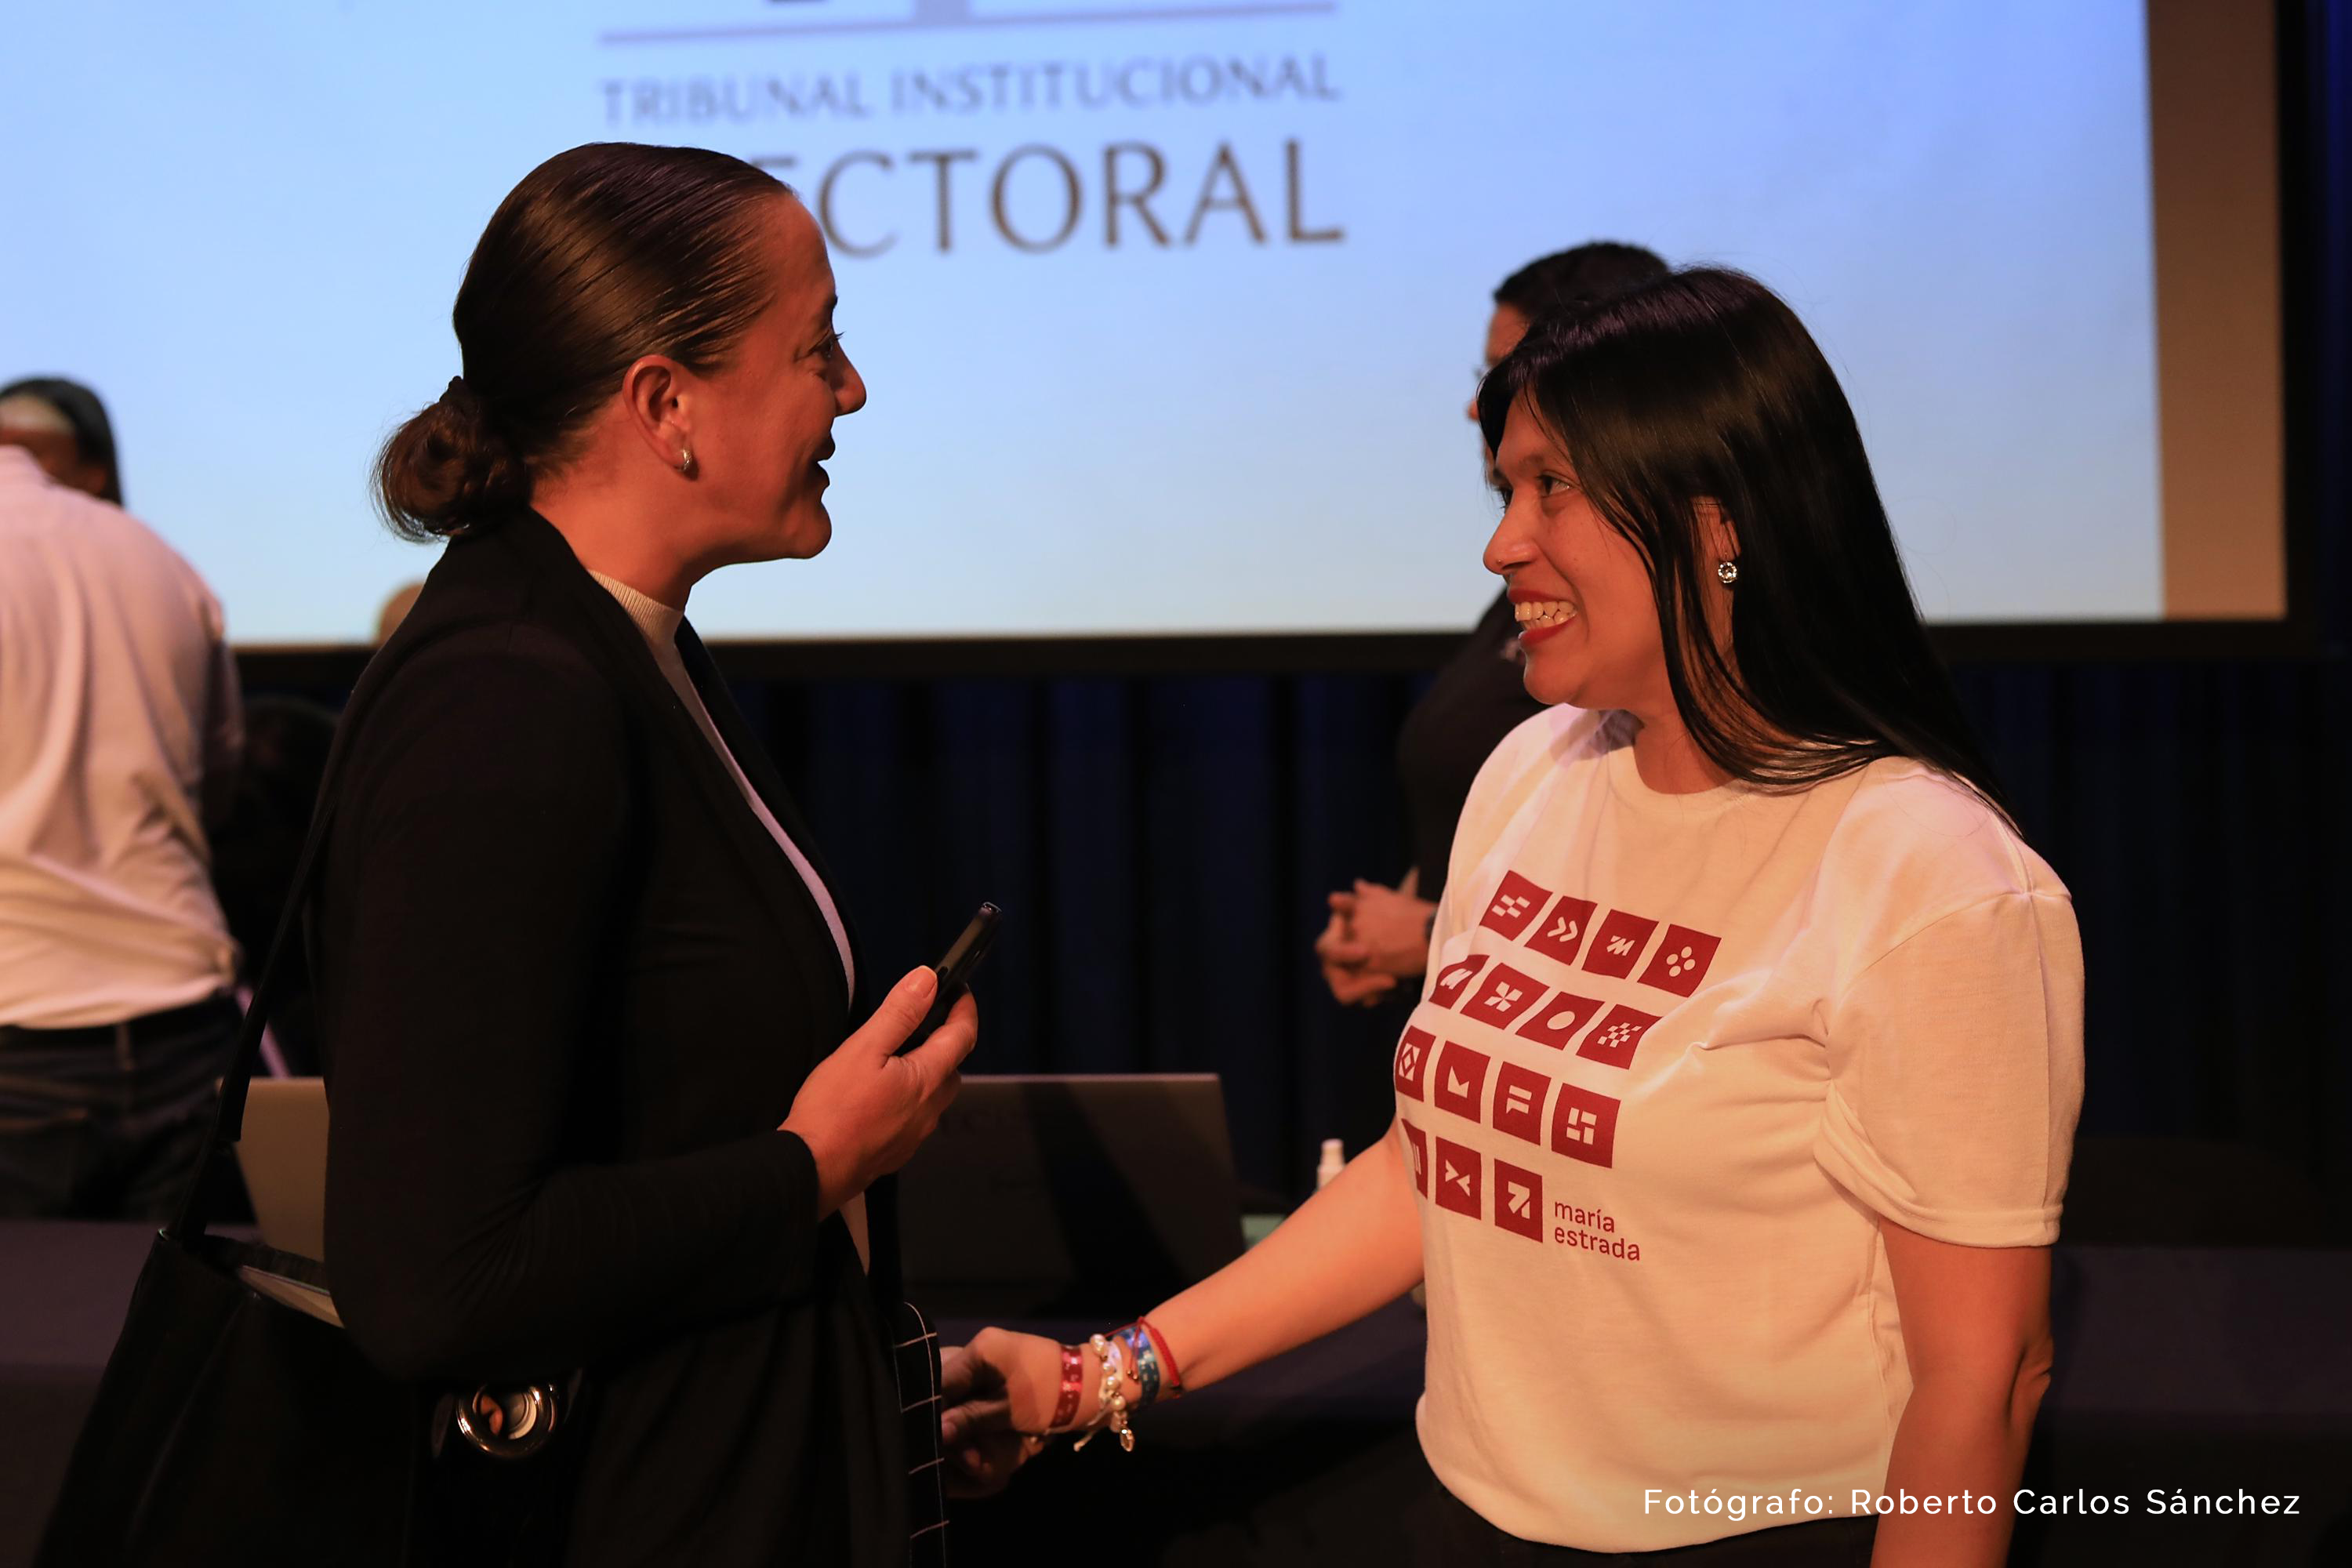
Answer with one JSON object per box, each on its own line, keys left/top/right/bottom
{"left": 0, "top": 387, "right": 245, "bottom": 1218}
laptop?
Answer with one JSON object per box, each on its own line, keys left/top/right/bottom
{"left": 230, "top": 1076, "right": 343, "bottom": 1323}
{"left": 235, "top": 1076, "right": 332, "bottom": 1264}
{"left": 895, "top": 1073, "right": 1246, "bottom": 1316}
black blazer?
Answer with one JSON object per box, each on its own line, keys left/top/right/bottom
{"left": 312, "top": 511, "right": 905, "bottom": 1566}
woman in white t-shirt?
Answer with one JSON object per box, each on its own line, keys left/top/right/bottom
{"left": 943, "top": 268, "right": 2082, "bottom": 1567}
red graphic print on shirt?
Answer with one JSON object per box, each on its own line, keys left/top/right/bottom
{"left": 1637, "top": 924, "right": 1722, "bottom": 997}
{"left": 1490, "top": 1059, "right": 1550, "bottom": 1145}
{"left": 1523, "top": 895, "right": 1599, "bottom": 967}
{"left": 1430, "top": 955, "right": 1490, "bottom": 1011}
{"left": 1478, "top": 871, "right": 1553, "bottom": 942}
{"left": 1432, "top": 1040, "right": 1492, "bottom": 1121}
{"left": 1515, "top": 989, "right": 1606, "bottom": 1051}
{"left": 1465, "top": 964, "right": 1544, "bottom": 1030}
{"left": 1401, "top": 1119, "right": 1429, "bottom": 1196}
{"left": 1493, "top": 1157, "right": 1544, "bottom": 1241}
{"left": 1580, "top": 909, "right": 1660, "bottom": 979}
{"left": 1549, "top": 1082, "right": 1621, "bottom": 1168}
{"left": 1392, "top": 1025, "right": 1435, "bottom": 1102}
{"left": 1575, "top": 1003, "right": 1661, "bottom": 1069}
{"left": 1433, "top": 1136, "right": 1483, "bottom": 1218}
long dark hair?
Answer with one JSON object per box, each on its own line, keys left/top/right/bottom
{"left": 0, "top": 376, "right": 124, "bottom": 504}
{"left": 1476, "top": 267, "right": 2012, "bottom": 819}
{"left": 376, "top": 143, "right": 791, "bottom": 539}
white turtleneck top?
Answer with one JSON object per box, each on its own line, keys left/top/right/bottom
{"left": 590, "top": 572, "right": 855, "bottom": 1003}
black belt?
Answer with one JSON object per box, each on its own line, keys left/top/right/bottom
{"left": 0, "top": 993, "right": 241, "bottom": 1051}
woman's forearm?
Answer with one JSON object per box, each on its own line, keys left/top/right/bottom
{"left": 1144, "top": 1125, "right": 1423, "bottom": 1393}
{"left": 1871, "top": 1363, "right": 2049, "bottom": 1566}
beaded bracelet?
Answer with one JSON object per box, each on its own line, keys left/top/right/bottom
{"left": 1050, "top": 1342, "right": 1084, "bottom": 1431}
{"left": 1071, "top": 1332, "right": 1134, "bottom": 1452}
{"left": 1101, "top": 1333, "right": 1134, "bottom": 1450}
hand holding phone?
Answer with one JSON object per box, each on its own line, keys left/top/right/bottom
{"left": 781, "top": 943, "right": 990, "bottom": 1216}
{"left": 908, "top": 902, "right": 1000, "bottom": 1050}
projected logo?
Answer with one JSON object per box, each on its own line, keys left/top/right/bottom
{"left": 612, "top": 1, "right": 1338, "bottom": 40}
{"left": 597, "top": 1, "right": 1346, "bottom": 257}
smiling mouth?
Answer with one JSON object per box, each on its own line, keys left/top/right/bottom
{"left": 1513, "top": 598, "right": 1577, "bottom": 628}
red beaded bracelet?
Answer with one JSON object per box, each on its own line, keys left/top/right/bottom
{"left": 1051, "top": 1342, "right": 1084, "bottom": 1430}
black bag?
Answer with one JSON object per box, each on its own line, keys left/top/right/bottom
{"left": 35, "top": 797, "right": 586, "bottom": 1568}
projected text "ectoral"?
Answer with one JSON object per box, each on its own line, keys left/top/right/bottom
{"left": 753, "top": 138, "right": 1342, "bottom": 256}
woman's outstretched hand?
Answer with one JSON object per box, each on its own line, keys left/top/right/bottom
{"left": 780, "top": 966, "right": 978, "bottom": 1218}
{"left": 938, "top": 1327, "right": 1066, "bottom": 1495}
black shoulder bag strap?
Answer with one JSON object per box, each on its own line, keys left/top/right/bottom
{"left": 165, "top": 781, "right": 340, "bottom": 1245}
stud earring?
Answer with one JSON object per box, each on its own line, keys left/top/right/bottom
{"left": 678, "top": 448, "right": 697, "bottom": 478}
{"left": 1715, "top": 559, "right": 1739, "bottom": 587}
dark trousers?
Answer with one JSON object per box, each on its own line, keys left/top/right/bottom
{"left": 0, "top": 994, "right": 241, "bottom": 1220}
{"left": 1412, "top": 1470, "right": 1878, "bottom": 1567}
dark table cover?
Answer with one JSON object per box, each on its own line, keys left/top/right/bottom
{"left": 3, "top": 1223, "right": 2346, "bottom": 1566}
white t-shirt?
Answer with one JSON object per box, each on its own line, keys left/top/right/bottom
{"left": 1400, "top": 706, "right": 2082, "bottom": 1552}
{"left": 0, "top": 446, "right": 241, "bottom": 1027}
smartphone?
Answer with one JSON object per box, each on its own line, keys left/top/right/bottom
{"left": 906, "top": 902, "right": 1000, "bottom": 1051}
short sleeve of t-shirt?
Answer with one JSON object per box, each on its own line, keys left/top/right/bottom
{"left": 1814, "top": 890, "right": 2084, "bottom": 1247}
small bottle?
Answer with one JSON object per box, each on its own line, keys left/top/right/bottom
{"left": 1316, "top": 1138, "right": 1346, "bottom": 1190}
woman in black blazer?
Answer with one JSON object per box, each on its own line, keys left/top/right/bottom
{"left": 313, "top": 144, "right": 975, "bottom": 1566}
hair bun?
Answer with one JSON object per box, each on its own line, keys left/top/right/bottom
{"left": 439, "top": 374, "right": 488, "bottom": 423}
{"left": 373, "top": 374, "right": 531, "bottom": 539}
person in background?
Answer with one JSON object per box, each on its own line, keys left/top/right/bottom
{"left": 0, "top": 376, "right": 127, "bottom": 504}
{"left": 946, "top": 270, "right": 2082, "bottom": 1567}
{"left": 1316, "top": 243, "right": 1669, "bottom": 1011}
{"left": 0, "top": 381, "right": 245, "bottom": 1218}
